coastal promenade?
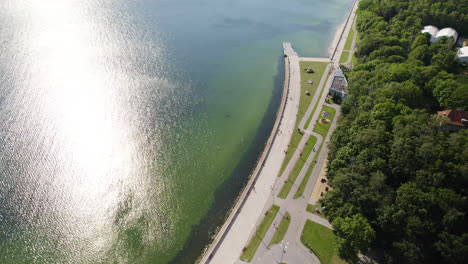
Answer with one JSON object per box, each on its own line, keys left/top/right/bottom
{"left": 199, "top": 1, "right": 359, "bottom": 263}
{"left": 250, "top": 2, "right": 359, "bottom": 263}
{"left": 199, "top": 43, "right": 301, "bottom": 264}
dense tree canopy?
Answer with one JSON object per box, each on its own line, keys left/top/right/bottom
{"left": 332, "top": 214, "right": 376, "bottom": 263}
{"left": 323, "top": 1, "right": 468, "bottom": 263}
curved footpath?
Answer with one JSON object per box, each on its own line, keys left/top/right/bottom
{"left": 198, "top": 44, "right": 301, "bottom": 264}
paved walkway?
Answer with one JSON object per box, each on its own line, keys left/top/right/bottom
{"left": 332, "top": 1, "right": 359, "bottom": 65}
{"left": 200, "top": 1, "right": 359, "bottom": 263}
{"left": 344, "top": 19, "right": 358, "bottom": 66}
{"left": 251, "top": 1, "right": 358, "bottom": 262}
{"left": 300, "top": 57, "right": 331, "bottom": 62}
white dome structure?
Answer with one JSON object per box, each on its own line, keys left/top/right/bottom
{"left": 421, "top": 25, "right": 439, "bottom": 43}
{"left": 435, "top": 27, "right": 459, "bottom": 43}
{"left": 458, "top": 47, "right": 468, "bottom": 64}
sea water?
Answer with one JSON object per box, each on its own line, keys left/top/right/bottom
{"left": 0, "top": 0, "right": 353, "bottom": 263}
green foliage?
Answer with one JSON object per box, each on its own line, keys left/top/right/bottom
{"left": 429, "top": 72, "right": 468, "bottom": 110}
{"left": 324, "top": 1, "right": 468, "bottom": 263}
{"left": 332, "top": 214, "right": 375, "bottom": 263}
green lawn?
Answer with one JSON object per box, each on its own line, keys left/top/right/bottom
{"left": 294, "top": 106, "right": 336, "bottom": 199}
{"left": 269, "top": 212, "right": 291, "bottom": 246}
{"left": 339, "top": 51, "right": 349, "bottom": 64}
{"left": 278, "top": 130, "right": 304, "bottom": 177}
{"left": 306, "top": 203, "right": 320, "bottom": 214}
{"left": 343, "top": 23, "right": 355, "bottom": 51}
{"left": 297, "top": 62, "right": 329, "bottom": 128}
{"left": 355, "top": 26, "right": 361, "bottom": 45}
{"left": 293, "top": 143, "right": 319, "bottom": 199}
{"left": 303, "top": 73, "right": 332, "bottom": 130}
{"left": 240, "top": 205, "right": 280, "bottom": 262}
{"left": 278, "top": 61, "right": 328, "bottom": 176}
{"left": 278, "top": 135, "right": 317, "bottom": 199}
{"left": 351, "top": 53, "right": 358, "bottom": 65}
{"left": 294, "top": 137, "right": 324, "bottom": 199}
{"left": 352, "top": 22, "right": 360, "bottom": 65}
{"left": 341, "top": 20, "right": 358, "bottom": 65}
{"left": 313, "top": 106, "right": 336, "bottom": 138}
{"left": 301, "top": 220, "right": 346, "bottom": 264}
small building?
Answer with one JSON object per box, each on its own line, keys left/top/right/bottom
{"left": 421, "top": 25, "right": 439, "bottom": 43}
{"left": 329, "top": 67, "right": 348, "bottom": 100}
{"left": 435, "top": 27, "right": 459, "bottom": 43}
{"left": 437, "top": 109, "right": 468, "bottom": 131}
{"left": 457, "top": 47, "right": 468, "bottom": 64}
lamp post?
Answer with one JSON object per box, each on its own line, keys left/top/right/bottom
{"left": 270, "top": 185, "right": 276, "bottom": 205}
{"left": 280, "top": 240, "right": 289, "bottom": 263}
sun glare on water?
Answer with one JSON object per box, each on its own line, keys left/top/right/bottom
{"left": 2, "top": 0, "right": 169, "bottom": 260}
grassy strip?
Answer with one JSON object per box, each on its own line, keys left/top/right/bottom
{"left": 301, "top": 220, "right": 346, "bottom": 264}
{"left": 351, "top": 54, "right": 358, "bottom": 65}
{"left": 293, "top": 130, "right": 325, "bottom": 199}
{"left": 240, "top": 205, "right": 280, "bottom": 262}
{"left": 313, "top": 106, "right": 336, "bottom": 137}
{"left": 293, "top": 106, "right": 336, "bottom": 199}
{"left": 339, "top": 51, "right": 349, "bottom": 64}
{"left": 278, "top": 130, "right": 304, "bottom": 176}
{"left": 351, "top": 21, "right": 360, "bottom": 65}
{"left": 269, "top": 212, "right": 291, "bottom": 246}
{"left": 277, "top": 135, "right": 317, "bottom": 199}
{"left": 343, "top": 22, "right": 355, "bottom": 51}
{"left": 297, "top": 62, "right": 329, "bottom": 128}
{"left": 278, "top": 61, "right": 328, "bottom": 176}
{"left": 303, "top": 73, "right": 332, "bottom": 130}
{"left": 355, "top": 25, "right": 360, "bottom": 45}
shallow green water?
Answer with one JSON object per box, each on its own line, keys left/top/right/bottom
{"left": 0, "top": 0, "right": 353, "bottom": 263}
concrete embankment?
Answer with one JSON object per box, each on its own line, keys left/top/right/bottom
{"left": 198, "top": 43, "right": 299, "bottom": 264}
{"left": 330, "top": 0, "right": 359, "bottom": 61}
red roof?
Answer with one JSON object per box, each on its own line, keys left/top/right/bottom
{"left": 437, "top": 109, "right": 468, "bottom": 127}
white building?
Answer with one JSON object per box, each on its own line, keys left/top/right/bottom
{"left": 458, "top": 47, "right": 468, "bottom": 64}
{"left": 435, "top": 27, "right": 458, "bottom": 43}
{"left": 329, "top": 67, "right": 348, "bottom": 100}
{"left": 421, "top": 25, "right": 439, "bottom": 43}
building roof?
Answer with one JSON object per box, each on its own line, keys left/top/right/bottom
{"left": 458, "top": 47, "right": 468, "bottom": 58}
{"left": 421, "top": 25, "right": 439, "bottom": 36}
{"left": 330, "top": 67, "right": 348, "bottom": 97}
{"left": 437, "top": 109, "right": 468, "bottom": 127}
{"left": 436, "top": 27, "right": 458, "bottom": 41}
{"left": 335, "top": 67, "right": 345, "bottom": 78}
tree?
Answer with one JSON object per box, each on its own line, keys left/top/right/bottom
{"left": 324, "top": 1, "right": 468, "bottom": 263}
{"left": 332, "top": 214, "right": 376, "bottom": 263}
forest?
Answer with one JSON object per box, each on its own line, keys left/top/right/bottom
{"left": 323, "top": 0, "right": 468, "bottom": 263}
